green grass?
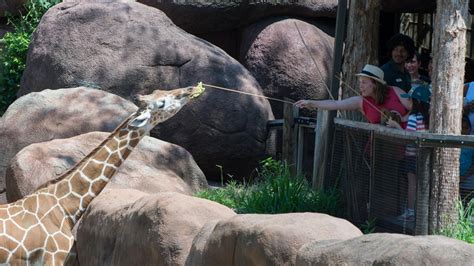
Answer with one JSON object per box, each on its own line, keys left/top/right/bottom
{"left": 439, "top": 199, "right": 474, "bottom": 244}
{"left": 195, "top": 158, "right": 341, "bottom": 215}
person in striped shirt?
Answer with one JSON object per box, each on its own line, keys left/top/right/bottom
{"left": 387, "top": 85, "right": 431, "bottom": 221}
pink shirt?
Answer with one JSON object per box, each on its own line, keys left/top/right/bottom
{"left": 362, "top": 86, "right": 409, "bottom": 128}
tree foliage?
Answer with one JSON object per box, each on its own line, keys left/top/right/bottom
{"left": 0, "top": 0, "right": 60, "bottom": 115}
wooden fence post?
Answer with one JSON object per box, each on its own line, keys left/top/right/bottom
{"left": 283, "top": 99, "right": 298, "bottom": 175}
{"left": 312, "top": 0, "right": 347, "bottom": 189}
{"left": 313, "top": 110, "right": 330, "bottom": 189}
{"left": 415, "top": 147, "right": 431, "bottom": 235}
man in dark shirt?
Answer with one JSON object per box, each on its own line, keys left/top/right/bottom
{"left": 381, "top": 34, "right": 415, "bottom": 92}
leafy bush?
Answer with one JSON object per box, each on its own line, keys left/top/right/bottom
{"left": 360, "top": 218, "right": 377, "bottom": 234}
{"left": 0, "top": 0, "right": 60, "bottom": 115}
{"left": 439, "top": 199, "right": 474, "bottom": 244}
{"left": 196, "top": 158, "right": 341, "bottom": 215}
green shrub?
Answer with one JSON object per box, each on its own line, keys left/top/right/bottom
{"left": 0, "top": 0, "right": 60, "bottom": 115}
{"left": 360, "top": 218, "right": 377, "bottom": 234}
{"left": 196, "top": 158, "right": 341, "bottom": 216}
{"left": 439, "top": 199, "right": 474, "bottom": 244}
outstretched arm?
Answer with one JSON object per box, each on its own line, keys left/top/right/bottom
{"left": 294, "top": 96, "right": 362, "bottom": 111}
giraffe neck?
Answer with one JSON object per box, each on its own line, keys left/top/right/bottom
{"left": 46, "top": 114, "right": 146, "bottom": 223}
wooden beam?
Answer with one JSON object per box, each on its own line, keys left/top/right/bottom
{"left": 312, "top": 0, "right": 347, "bottom": 190}
{"left": 282, "top": 100, "right": 298, "bottom": 174}
{"left": 334, "top": 118, "right": 474, "bottom": 147}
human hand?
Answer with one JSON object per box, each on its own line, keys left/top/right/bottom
{"left": 294, "top": 100, "right": 315, "bottom": 109}
{"left": 385, "top": 118, "right": 402, "bottom": 129}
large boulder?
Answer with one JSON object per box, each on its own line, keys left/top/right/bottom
{"left": 6, "top": 131, "right": 207, "bottom": 202}
{"left": 296, "top": 233, "right": 474, "bottom": 265}
{"left": 240, "top": 17, "right": 334, "bottom": 118}
{"left": 137, "top": 0, "right": 337, "bottom": 34}
{"left": 187, "top": 213, "right": 362, "bottom": 266}
{"left": 0, "top": 87, "right": 137, "bottom": 204}
{"left": 76, "top": 190, "right": 236, "bottom": 265}
{"left": 19, "top": 1, "right": 274, "bottom": 179}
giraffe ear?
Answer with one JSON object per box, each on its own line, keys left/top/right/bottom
{"left": 129, "top": 110, "right": 151, "bottom": 128}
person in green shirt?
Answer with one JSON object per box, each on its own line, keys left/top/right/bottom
{"left": 380, "top": 33, "right": 415, "bottom": 92}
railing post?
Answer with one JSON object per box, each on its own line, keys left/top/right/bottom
{"left": 415, "top": 146, "right": 431, "bottom": 235}
{"left": 312, "top": 110, "right": 330, "bottom": 189}
{"left": 296, "top": 122, "right": 305, "bottom": 177}
{"left": 283, "top": 99, "right": 298, "bottom": 175}
{"left": 313, "top": 0, "right": 347, "bottom": 189}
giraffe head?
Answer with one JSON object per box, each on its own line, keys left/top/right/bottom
{"left": 129, "top": 86, "right": 202, "bottom": 132}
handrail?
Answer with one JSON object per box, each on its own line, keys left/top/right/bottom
{"left": 334, "top": 117, "right": 474, "bottom": 147}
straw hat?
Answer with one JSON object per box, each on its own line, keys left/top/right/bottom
{"left": 355, "top": 64, "right": 387, "bottom": 85}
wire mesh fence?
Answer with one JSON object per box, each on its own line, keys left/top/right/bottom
{"left": 267, "top": 115, "right": 473, "bottom": 235}
{"left": 329, "top": 118, "right": 473, "bottom": 235}
{"left": 266, "top": 117, "right": 316, "bottom": 180}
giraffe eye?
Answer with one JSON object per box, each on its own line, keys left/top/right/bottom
{"left": 155, "top": 100, "right": 165, "bottom": 109}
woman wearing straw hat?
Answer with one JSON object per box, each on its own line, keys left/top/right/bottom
{"left": 295, "top": 64, "right": 412, "bottom": 128}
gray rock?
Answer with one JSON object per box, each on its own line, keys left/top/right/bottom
{"left": 187, "top": 213, "right": 362, "bottom": 266}
{"left": 76, "top": 190, "right": 236, "bottom": 265}
{"left": 240, "top": 17, "right": 334, "bottom": 118}
{"left": 0, "top": 87, "right": 136, "bottom": 204}
{"left": 19, "top": 2, "right": 274, "bottom": 179}
{"left": 137, "top": 0, "right": 338, "bottom": 34}
{"left": 296, "top": 233, "right": 474, "bottom": 266}
{"left": 6, "top": 132, "right": 207, "bottom": 202}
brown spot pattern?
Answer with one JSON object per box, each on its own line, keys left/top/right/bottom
{"left": 0, "top": 249, "right": 10, "bottom": 263}
{"left": 94, "top": 147, "right": 110, "bottom": 161}
{"left": 59, "top": 196, "right": 81, "bottom": 216}
{"left": 81, "top": 161, "right": 103, "bottom": 180}
{"left": 69, "top": 173, "right": 89, "bottom": 196}
{"left": 103, "top": 166, "right": 116, "bottom": 179}
{"left": 107, "top": 151, "right": 122, "bottom": 166}
{"left": 54, "top": 181, "right": 70, "bottom": 199}
{"left": 22, "top": 196, "right": 38, "bottom": 212}
{"left": 53, "top": 233, "right": 70, "bottom": 250}
{"left": 46, "top": 236, "right": 58, "bottom": 253}
{"left": 105, "top": 138, "right": 119, "bottom": 151}
{"left": 129, "top": 138, "right": 140, "bottom": 148}
{"left": 4, "top": 219, "right": 25, "bottom": 242}
{"left": 91, "top": 179, "right": 107, "bottom": 195}
{"left": 118, "top": 128, "right": 129, "bottom": 137}
{"left": 23, "top": 224, "right": 48, "bottom": 251}
{"left": 11, "top": 211, "right": 38, "bottom": 230}
{"left": 120, "top": 148, "right": 132, "bottom": 159}
{"left": 7, "top": 205, "right": 22, "bottom": 216}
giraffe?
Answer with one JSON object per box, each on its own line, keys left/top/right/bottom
{"left": 0, "top": 85, "right": 204, "bottom": 265}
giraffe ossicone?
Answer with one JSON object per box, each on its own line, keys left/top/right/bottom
{"left": 0, "top": 84, "right": 204, "bottom": 265}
